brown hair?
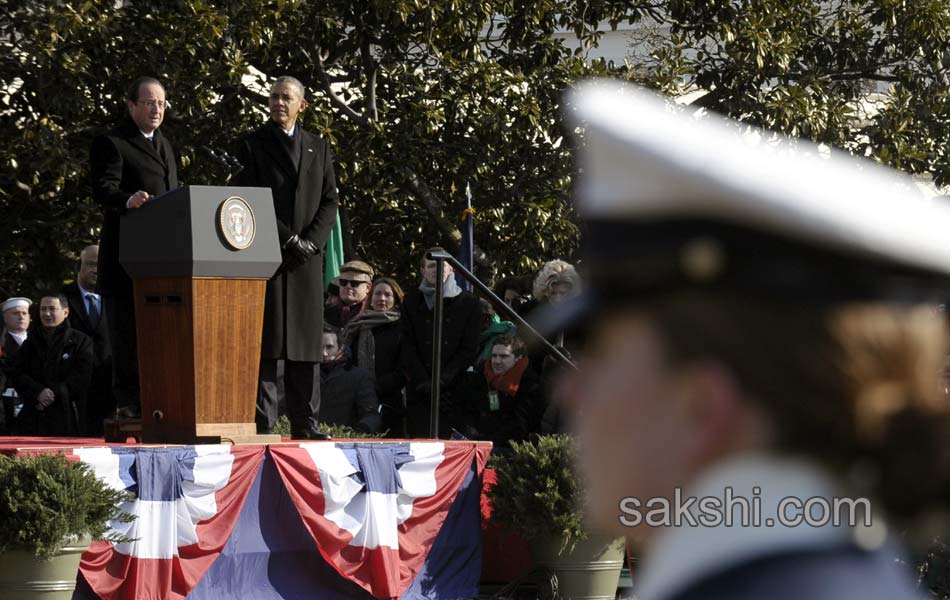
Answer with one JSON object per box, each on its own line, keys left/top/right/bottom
{"left": 492, "top": 334, "right": 527, "bottom": 357}
{"left": 126, "top": 76, "right": 164, "bottom": 102}
{"left": 420, "top": 247, "right": 448, "bottom": 269}
{"left": 370, "top": 277, "right": 405, "bottom": 308}
{"left": 644, "top": 291, "right": 950, "bottom": 519}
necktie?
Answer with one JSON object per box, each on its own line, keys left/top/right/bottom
{"left": 86, "top": 293, "right": 100, "bottom": 328}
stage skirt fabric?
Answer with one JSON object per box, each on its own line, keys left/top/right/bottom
{"left": 66, "top": 441, "right": 490, "bottom": 600}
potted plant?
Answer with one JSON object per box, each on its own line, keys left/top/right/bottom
{"left": 0, "top": 452, "right": 134, "bottom": 600}
{"left": 488, "top": 434, "right": 626, "bottom": 600}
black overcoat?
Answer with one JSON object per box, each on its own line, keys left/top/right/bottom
{"left": 319, "top": 358, "right": 381, "bottom": 433}
{"left": 235, "top": 123, "right": 338, "bottom": 361}
{"left": 11, "top": 324, "right": 93, "bottom": 436}
{"left": 399, "top": 289, "right": 482, "bottom": 388}
{"left": 90, "top": 119, "right": 178, "bottom": 295}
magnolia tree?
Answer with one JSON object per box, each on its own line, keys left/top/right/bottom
{"left": 0, "top": 0, "right": 638, "bottom": 295}
{"left": 2, "top": 1, "right": 949, "bottom": 298}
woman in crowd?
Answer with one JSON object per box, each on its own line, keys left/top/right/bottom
{"left": 528, "top": 260, "right": 582, "bottom": 433}
{"left": 342, "top": 277, "right": 406, "bottom": 437}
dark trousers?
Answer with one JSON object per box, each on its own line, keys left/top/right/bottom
{"left": 405, "top": 385, "right": 464, "bottom": 439}
{"left": 103, "top": 290, "right": 139, "bottom": 410}
{"left": 83, "top": 363, "right": 115, "bottom": 436}
{"left": 258, "top": 359, "right": 319, "bottom": 433}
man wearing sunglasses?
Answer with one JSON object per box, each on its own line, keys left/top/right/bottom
{"left": 325, "top": 261, "right": 375, "bottom": 329}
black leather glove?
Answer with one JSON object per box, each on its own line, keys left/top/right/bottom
{"left": 278, "top": 235, "right": 317, "bottom": 274}
{"left": 286, "top": 234, "right": 318, "bottom": 264}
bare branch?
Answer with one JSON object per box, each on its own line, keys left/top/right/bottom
{"left": 400, "top": 166, "right": 462, "bottom": 244}
{"left": 360, "top": 38, "right": 379, "bottom": 122}
{"left": 313, "top": 49, "right": 369, "bottom": 125}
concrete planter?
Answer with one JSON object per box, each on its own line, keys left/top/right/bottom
{"left": 531, "top": 533, "right": 626, "bottom": 600}
{"left": 0, "top": 536, "right": 90, "bottom": 599}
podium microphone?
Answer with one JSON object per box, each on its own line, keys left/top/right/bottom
{"left": 203, "top": 146, "right": 245, "bottom": 183}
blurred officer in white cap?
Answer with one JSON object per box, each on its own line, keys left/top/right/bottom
{"left": 1, "top": 297, "right": 32, "bottom": 432}
{"left": 545, "top": 81, "right": 950, "bottom": 600}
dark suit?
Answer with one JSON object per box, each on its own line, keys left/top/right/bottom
{"left": 90, "top": 118, "right": 177, "bottom": 411}
{"left": 63, "top": 282, "right": 113, "bottom": 434}
{"left": 235, "top": 121, "right": 338, "bottom": 433}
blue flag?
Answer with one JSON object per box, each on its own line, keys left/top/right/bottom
{"left": 457, "top": 182, "right": 474, "bottom": 291}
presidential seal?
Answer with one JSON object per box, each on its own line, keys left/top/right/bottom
{"left": 218, "top": 196, "right": 256, "bottom": 250}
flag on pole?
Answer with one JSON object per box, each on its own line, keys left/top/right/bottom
{"left": 458, "top": 182, "right": 474, "bottom": 291}
{"left": 325, "top": 207, "right": 344, "bottom": 287}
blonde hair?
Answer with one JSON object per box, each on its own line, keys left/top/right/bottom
{"left": 533, "top": 260, "right": 581, "bottom": 301}
{"left": 645, "top": 292, "right": 950, "bottom": 518}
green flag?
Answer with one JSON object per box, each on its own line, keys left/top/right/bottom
{"left": 324, "top": 209, "right": 344, "bottom": 286}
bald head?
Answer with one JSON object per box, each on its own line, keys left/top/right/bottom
{"left": 78, "top": 245, "right": 99, "bottom": 291}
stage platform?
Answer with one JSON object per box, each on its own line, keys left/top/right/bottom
{"left": 2, "top": 436, "right": 493, "bottom": 600}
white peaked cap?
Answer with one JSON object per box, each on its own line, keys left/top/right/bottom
{"left": 567, "top": 79, "right": 950, "bottom": 275}
{"left": 529, "top": 80, "right": 950, "bottom": 336}
{"left": 2, "top": 297, "right": 32, "bottom": 313}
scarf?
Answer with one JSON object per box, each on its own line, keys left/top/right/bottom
{"left": 419, "top": 276, "right": 462, "bottom": 310}
{"left": 342, "top": 309, "right": 401, "bottom": 378}
{"left": 337, "top": 296, "right": 369, "bottom": 328}
{"left": 484, "top": 356, "right": 529, "bottom": 397}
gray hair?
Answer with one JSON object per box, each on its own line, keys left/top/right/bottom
{"left": 272, "top": 76, "right": 306, "bottom": 100}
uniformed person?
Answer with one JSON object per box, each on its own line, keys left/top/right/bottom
{"left": 541, "top": 81, "right": 950, "bottom": 600}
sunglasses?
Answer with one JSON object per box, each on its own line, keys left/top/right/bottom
{"left": 338, "top": 278, "right": 370, "bottom": 287}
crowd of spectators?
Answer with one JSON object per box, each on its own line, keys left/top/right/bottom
{"left": 0, "top": 245, "right": 581, "bottom": 448}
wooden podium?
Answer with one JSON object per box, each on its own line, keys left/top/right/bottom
{"left": 119, "top": 185, "right": 282, "bottom": 444}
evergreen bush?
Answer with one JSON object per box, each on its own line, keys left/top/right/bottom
{"left": 0, "top": 453, "right": 134, "bottom": 559}
{"left": 488, "top": 434, "right": 587, "bottom": 551}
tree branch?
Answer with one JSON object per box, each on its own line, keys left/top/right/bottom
{"left": 360, "top": 38, "right": 379, "bottom": 122}
{"left": 400, "top": 166, "right": 462, "bottom": 244}
{"left": 312, "top": 49, "right": 369, "bottom": 125}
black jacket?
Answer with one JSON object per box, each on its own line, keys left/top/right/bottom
{"left": 463, "top": 360, "right": 544, "bottom": 447}
{"left": 350, "top": 320, "right": 405, "bottom": 409}
{"left": 319, "top": 354, "right": 381, "bottom": 433}
{"left": 235, "top": 122, "right": 338, "bottom": 361}
{"left": 90, "top": 119, "right": 178, "bottom": 295}
{"left": 399, "top": 288, "right": 481, "bottom": 390}
{"left": 11, "top": 323, "right": 93, "bottom": 436}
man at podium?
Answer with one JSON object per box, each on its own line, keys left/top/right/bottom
{"left": 90, "top": 76, "right": 177, "bottom": 420}
{"left": 235, "top": 76, "right": 339, "bottom": 439}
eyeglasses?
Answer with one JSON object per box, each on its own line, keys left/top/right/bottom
{"left": 136, "top": 99, "right": 167, "bottom": 110}
{"left": 338, "top": 278, "right": 370, "bottom": 288}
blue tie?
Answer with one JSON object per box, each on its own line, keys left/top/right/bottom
{"left": 86, "top": 293, "right": 100, "bottom": 328}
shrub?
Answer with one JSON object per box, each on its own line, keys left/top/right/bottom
{"left": 488, "top": 434, "right": 587, "bottom": 551}
{"left": 0, "top": 453, "right": 135, "bottom": 559}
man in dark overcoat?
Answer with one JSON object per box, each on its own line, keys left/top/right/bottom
{"left": 11, "top": 292, "right": 93, "bottom": 436}
{"left": 89, "top": 76, "right": 177, "bottom": 419}
{"left": 235, "top": 76, "right": 339, "bottom": 439}
{"left": 400, "top": 248, "right": 482, "bottom": 438}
